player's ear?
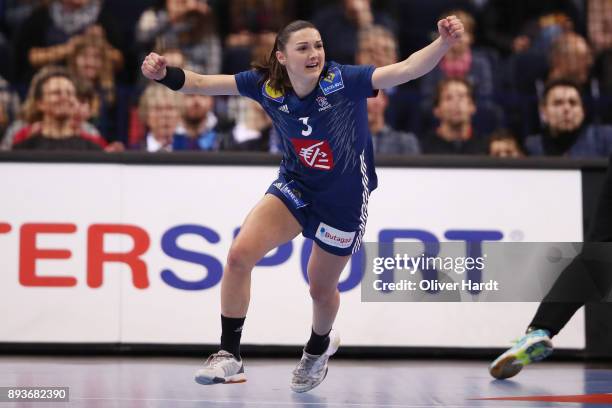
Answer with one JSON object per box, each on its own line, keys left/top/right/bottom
{"left": 276, "top": 50, "right": 287, "bottom": 66}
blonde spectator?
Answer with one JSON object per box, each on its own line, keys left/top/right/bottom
{"left": 137, "top": 83, "right": 187, "bottom": 152}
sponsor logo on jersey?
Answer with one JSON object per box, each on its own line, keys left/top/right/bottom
{"left": 290, "top": 139, "right": 334, "bottom": 170}
{"left": 262, "top": 80, "right": 285, "bottom": 103}
{"left": 316, "top": 96, "right": 332, "bottom": 112}
{"left": 319, "top": 66, "right": 344, "bottom": 95}
{"left": 278, "top": 104, "right": 290, "bottom": 113}
{"left": 315, "top": 222, "right": 355, "bottom": 248}
{"left": 274, "top": 180, "right": 308, "bottom": 209}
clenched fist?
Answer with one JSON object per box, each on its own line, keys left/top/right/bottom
{"left": 141, "top": 52, "right": 168, "bottom": 81}
{"left": 438, "top": 15, "right": 464, "bottom": 47}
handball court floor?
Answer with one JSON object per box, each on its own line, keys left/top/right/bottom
{"left": 2, "top": 356, "right": 612, "bottom": 407}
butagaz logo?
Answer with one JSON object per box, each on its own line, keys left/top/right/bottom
{"left": 278, "top": 104, "right": 290, "bottom": 113}
{"left": 319, "top": 66, "right": 344, "bottom": 95}
{"left": 315, "top": 222, "right": 355, "bottom": 248}
{"left": 316, "top": 96, "right": 332, "bottom": 112}
{"left": 290, "top": 139, "right": 334, "bottom": 170}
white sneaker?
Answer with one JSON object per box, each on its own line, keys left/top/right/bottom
{"left": 290, "top": 329, "right": 340, "bottom": 393}
{"left": 194, "top": 350, "right": 246, "bottom": 385}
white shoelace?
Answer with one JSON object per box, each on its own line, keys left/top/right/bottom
{"left": 205, "top": 351, "right": 234, "bottom": 368}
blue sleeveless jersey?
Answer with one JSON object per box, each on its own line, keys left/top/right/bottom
{"left": 235, "top": 62, "right": 378, "bottom": 207}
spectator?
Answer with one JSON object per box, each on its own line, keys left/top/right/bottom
{"left": 548, "top": 32, "right": 594, "bottom": 90}
{"left": 12, "top": 67, "right": 105, "bottom": 151}
{"left": 224, "top": 99, "right": 272, "bottom": 152}
{"left": 136, "top": 0, "right": 222, "bottom": 75}
{"left": 355, "top": 25, "right": 398, "bottom": 68}
{"left": 508, "top": 31, "right": 594, "bottom": 139}
{"left": 368, "top": 91, "right": 420, "bottom": 155}
{"left": 136, "top": 83, "right": 188, "bottom": 152}
{"left": 355, "top": 24, "right": 413, "bottom": 132}
{"left": 3, "top": 68, "right": 111, "bottom": 150}
{"left": 181, "top": 94, "right": 230, "bottom": 151}
{"left": 588, "top": 0, "right": 612, "bottom": 55}
{"left": 67, "top": 33, "right": 118, "bottom": 141}
{"left": 11, "top": 0, "right": 125, "bottom": 85}
{"left": 312, "top": 0, "right": 396, "bottom": 64}
{"left": 488, "top": 128, "right": 523, "bottom": 158}
{"left": 525, "top": 79, "right": 612, "bottom": 158}
{"left": 420, "top": 9, "right": 494, "bottom": 101}
{"left": 421, "top": 78, "right": 489, "bottom": 155}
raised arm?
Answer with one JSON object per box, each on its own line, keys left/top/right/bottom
{"left": 141, "top": 52, "right": 240, "bottom": 96}
{"left": 371, "top": 16, "right": 464, "bottom": 90}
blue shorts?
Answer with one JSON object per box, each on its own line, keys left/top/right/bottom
{"left": 265, "top": 175, "right": 368, "bottom": 256}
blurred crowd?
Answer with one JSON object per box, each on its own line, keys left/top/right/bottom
{"left": 1, "top": 0, "right": 612, "bottom": 158}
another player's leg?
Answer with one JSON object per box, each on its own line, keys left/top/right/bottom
{"left": 195, "top": 194, "right": 302, "bottom": 385}
{"left": 291, "top": 243, "right": 349, "bottom": 393}
{"left": 489, "top": 253, "right": 591, "bottom": 380}
{"left": 490, "top": 161, "right": 612, "bottom": 380}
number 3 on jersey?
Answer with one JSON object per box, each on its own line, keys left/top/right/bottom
{"left": 299, "top": 117, "right": 312, "bottom": 136}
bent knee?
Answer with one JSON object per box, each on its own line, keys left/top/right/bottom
{"left": 226, "top": 245, "right": 256, "bottom": 274}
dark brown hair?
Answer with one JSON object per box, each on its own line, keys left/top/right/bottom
{"left": 253, "top": 20, "right": 319, "bottom": 94}
{"left": 541, "top": 78, "right": 583, "bottom": 106}
{"left": 433, "top": 77, "right": 475, "bottom": 107}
